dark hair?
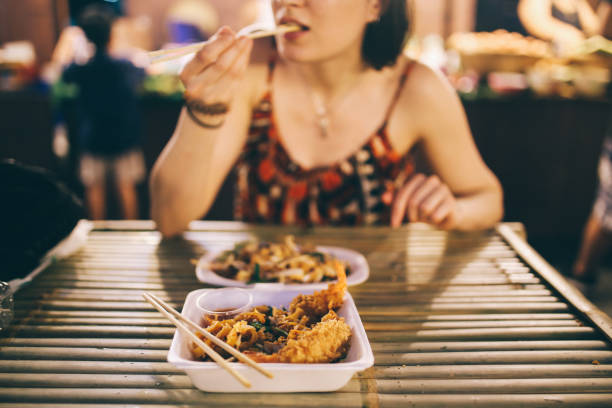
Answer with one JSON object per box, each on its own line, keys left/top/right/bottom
{"left": 78, "top": 4, "right": 116, "bottom": 51}
{"left": 362, "top": 0, "right": 411, "bottom": 70}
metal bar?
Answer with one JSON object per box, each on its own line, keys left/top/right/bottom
{"left": 0, "top": 360, "right": 180, "bottom": 374}
{"left": 364, "top": 320, "right": 581, "bottom": 330}
{"left": 351, "top": 283, "right": 549, "bottom": 291}
{"left": 357, "top": 296, "right": 560, "bottom": 304}
{"left": 20, "top": 282, "right": 195, "bottom": 290}
{"left": 7, "top": 326, "right": 174, "bottom": 338}
{"left": 0, "top": 373, "right": 193, "bottom": 388}
{"left": 374, "top": 378, "right": 612, "bottom": 393}
{"left": 0, "top": 338, "right": 171, "bottom": 349}
{"left": 374, "top": 350, "right": 612, "bottom": 365}
{"left": 13, "top": 311, "right": 165, "bottom": 318}
{"left": 4, "top": 339, "right": 607, "bottom": 352}
{"left": 0, "top": 388, "right": 366, "bottom": 405}
{"left": 0, "top": 405, "right": 194, "bottom": 408}
{"left": 371, "top": 340, "right": 610, "bottom": 352}
{"left": 378, "top": 394, "right": 612, "bottom": 407}
{"left": 360, "top": 313, "right": 578, "bottom": 322}
{"left": 370, "top": 327, "right": 595, "bottom": 341}
{"left": 15, "top": 302, "right": 181, "bottom": 311}
{"left": 0, "top": 347, "right": 167, "bottom": 361}
{"left": 358, "top": 303, "right": 569, "bottom": 313}
{"left": 371, "top": 364, "right": 612, "bottom": 379}
{"left": 34, "top": 276, "right": 198, "bottom": 284}
{"left": 12, "top": 318, "right": 173, "bottom": 326}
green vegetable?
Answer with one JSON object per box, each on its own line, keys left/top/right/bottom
{"left": 271, "top": 327, "right": 289, "bottom": 337}
{"left": 248, "top": 321, "right": 264, "bottom": 331}
{"left": 252, "top": 263, "right": 262, "bottom": 282}
{"left": 308, "top": 252, "right": 326, "bottom": 262}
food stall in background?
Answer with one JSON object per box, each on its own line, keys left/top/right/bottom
{"left": 444, "top": 30, "right": 611, "bottom": 99}
{"left": 0, "top": 41, "right": 40, "bottom": 91}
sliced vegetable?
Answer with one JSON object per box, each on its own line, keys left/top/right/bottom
{"left": 248, "top": 321, "right": 264, "bottom": 331}
{"left": 271, "top": 327, "right": 289, "bottom": 337}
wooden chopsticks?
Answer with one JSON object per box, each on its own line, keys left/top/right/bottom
{"left": 142, "top": 292, "right": 273, "bottom": 388}
{"left": 147, "top": 24, "right": 301, "bottom": 64}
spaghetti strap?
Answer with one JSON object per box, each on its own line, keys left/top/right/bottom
{"left": 379, "top": 61, "right": 416, "bottom": 131}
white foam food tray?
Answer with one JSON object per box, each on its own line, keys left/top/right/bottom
{"left": 168, "top": 287, "right": 374, "bottom": 392}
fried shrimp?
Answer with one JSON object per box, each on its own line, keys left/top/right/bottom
{"left": 242, "top": 311, "right": 351, "bottom": 364}
{"left": 287, "top": 260, "right": 347, "bottom": 324}
{"left": 277, "top": 311, "right": 351, "bottom": 363}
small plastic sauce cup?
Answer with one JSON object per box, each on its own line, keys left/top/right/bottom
{"left": 195, "top": 288, "right": 253, "bottom": 320}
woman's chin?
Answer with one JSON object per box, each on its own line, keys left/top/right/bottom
{"left": 277, "top": 46, "right": 327, "bottom": 64}
{"left": 277, "top": 49, "right": 311, "bottom": 63}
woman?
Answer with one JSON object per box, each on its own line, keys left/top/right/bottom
{"left": 150, "top": 0, "right": 503, "bottom": 237}
{"left": 572, "top": 131, "right": 612, "bottom": 289}
{"left": 518, "top": 0, "right": 607, "bottom": 46}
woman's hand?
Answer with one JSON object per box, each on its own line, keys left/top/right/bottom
{"left": 180, "top": 26, "right": 253, "bottom": 122}
{"left": 390, "top": 174, "right": 460, "bottom": 229}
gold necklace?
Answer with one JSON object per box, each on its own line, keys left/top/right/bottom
{"left": 310, "top": 91, "right": 330, "bottom": 139}
{"left": 299, "top": 70, "right": 364, "bottom": 139}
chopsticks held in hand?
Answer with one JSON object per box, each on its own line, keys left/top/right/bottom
{"left": 142, "top": 292, "right": 273, "bottom": 388}
{"left": 147, "top": 23, "right": 301, "bottom": 64}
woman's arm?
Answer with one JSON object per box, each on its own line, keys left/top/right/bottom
{"left": 518, "top": 0, "right": 586, "bottom": 43}
{"left": 150, "top": 27, "right": 254, "bottom": 237}
{"left": 576, "top": 0, "right": 605, "bottom": 36}
{"left": 391, "top": 63, "right": 503, "bottom": 231}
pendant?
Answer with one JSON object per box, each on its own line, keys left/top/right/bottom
{"left": 312, "top": 93, "right": 329, "bottom": 138}
{"left": 318, "top": 116, "right": 329, "bottom": 138}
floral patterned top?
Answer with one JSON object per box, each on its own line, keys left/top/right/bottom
{"left": 234, "top": 61, "right": 416, "bottom": 226}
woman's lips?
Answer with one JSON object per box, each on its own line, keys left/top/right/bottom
{"left": 283, "top": 28, "right": 308, "bottom": 41}
{"left": 278, "top": 18, "right": 309, "bottom": 40}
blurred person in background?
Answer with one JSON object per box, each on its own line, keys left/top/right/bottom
{"left": 61, "top": 4, "right": 146, "bottom": 220}
{"left": 572, "top": 131, "right": 612, "bottom": 289}
{"left": 518, "top": 0, "right": 610, "bottom": 49}
{"left": 48, "top": 0, "right": 123, "bottom": 78}
{"left": 48, "top": 6, "right": 150, "bottom": 80}
{"left": 150, "top": 0, "right": 503, "bottom": 237}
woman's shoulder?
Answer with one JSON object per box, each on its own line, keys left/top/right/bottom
{"left": 395, "top": 58, "right": 463, "bottom": 122}
{"left": 388, "top": 57, "right": 465, "bottom": 150}
{"left": 399, "top": 58, "right": 456, "bottom": 102}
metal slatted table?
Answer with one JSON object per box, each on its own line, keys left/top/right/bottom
{"left": 1, "top": 221, "right": 612, "bottom": 407}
